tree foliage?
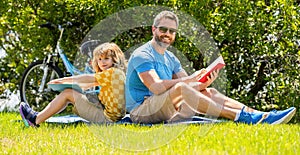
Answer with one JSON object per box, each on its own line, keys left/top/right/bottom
{"left": 0, "top": 0, "right": 299, "bottom": 122}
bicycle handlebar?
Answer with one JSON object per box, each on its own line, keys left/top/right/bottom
{"left": 39, "top": 22, "right": 56, "bottom": 29}
{"left": 39, "top": 22, "right": 79, "bottom": 30}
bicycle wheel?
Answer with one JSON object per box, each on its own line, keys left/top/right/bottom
{"left": 19, "top": 60, "right": 64, "bottom": 111}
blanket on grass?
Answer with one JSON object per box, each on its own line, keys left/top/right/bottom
{"left": 45, "top": 114, "right": 225, "bottom": 125}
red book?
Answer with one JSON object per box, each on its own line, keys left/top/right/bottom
{"left": 198, "top": 56, "right": 225, "bottom": 83}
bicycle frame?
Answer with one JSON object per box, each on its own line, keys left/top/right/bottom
{"left": 20, "top": 22, "right": 101, "bottom": 111}
{"left": 56, "top": 25, "right": 92, "bottom": 76}
{"left": 38, "top": 23, "right": 94, "bottom": 93}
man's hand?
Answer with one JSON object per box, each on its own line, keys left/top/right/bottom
{"left": 181, "top": 69, "right": 207, "bottom": 83}
{"left": 188, "top": 70, "right": 219, "bottom": 91}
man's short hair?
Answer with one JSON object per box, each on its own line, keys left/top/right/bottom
{"left": 153, "top": 11, "right": 179, "bottom": 28}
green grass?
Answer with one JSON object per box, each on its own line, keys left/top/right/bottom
{"left": 1, "top": 112, "right": 299, "bottom": 155}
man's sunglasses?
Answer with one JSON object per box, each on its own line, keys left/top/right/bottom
{"left": 155, "top": 26, "right": 177, "bottom": 34}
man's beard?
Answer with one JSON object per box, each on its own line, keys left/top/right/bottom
{"left": 154, "top": 35, "right": 174, "bottom": 49}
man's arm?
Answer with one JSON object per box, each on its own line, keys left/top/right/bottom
{"left": 172, "top": 70, "right": 188, "bottom": 79}
{"left": 140, "top": 68, "right": 220, "bottom": 95}
{"left": 139, "top": 70, "right": 205, "bottom": 95}
{"left": 139, "top": 70, "right": 183, "bottom": 95}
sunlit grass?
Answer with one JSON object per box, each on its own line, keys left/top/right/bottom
{"left": 1, "top": 112, "right": 299, "bottom": 154}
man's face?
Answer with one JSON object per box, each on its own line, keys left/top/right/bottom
{"left": 153, "top": 18, "right": 177, "bottom": 48}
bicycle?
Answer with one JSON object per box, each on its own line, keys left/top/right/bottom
{"left": 19, "top": 22, "right": 100, "bottom": 111}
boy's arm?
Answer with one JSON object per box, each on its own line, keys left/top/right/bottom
{"left": 48, "top": 74, "right": 98, "bottom": 86}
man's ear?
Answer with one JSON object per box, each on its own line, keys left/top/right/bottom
{"left": 151, "top": 25, "right": 156, "bottom": 32}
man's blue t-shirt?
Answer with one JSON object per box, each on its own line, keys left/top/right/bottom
{"left": 125, "top": 42, "right": 184, "bottom": 112}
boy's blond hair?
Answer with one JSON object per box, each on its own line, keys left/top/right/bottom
{"left": 92, "top": 42, "right": 127, "bottom": 73}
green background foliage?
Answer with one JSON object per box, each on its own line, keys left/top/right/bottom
{"left": 0, "top": 0, "right": 299, "bottom": 122}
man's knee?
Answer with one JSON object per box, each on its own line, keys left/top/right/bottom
{"left": 206, "top": 88, "right": 219, "bottom": 94}
{"left": 200, "top": 87, "right": 220, "bottom": 98}
{"left": 173, "top": 82, "right": 189, "bottom": 91}
{"left": 172, "top": 82, "right": 198, "bottom": 97}
{"left": 169, "top": 82, "right": 190, "bottom": 100}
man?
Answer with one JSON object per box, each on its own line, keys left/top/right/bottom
{"left": 125, "top": 10, "right": 296, "bottom": 124}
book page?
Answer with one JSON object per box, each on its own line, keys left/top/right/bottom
{"left": 198, "top": 56, "right": 225, "bottom": 83}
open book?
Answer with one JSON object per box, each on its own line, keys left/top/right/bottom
{"left": 198, "top": 56, "right": 225, "bottom": 83}
{"left": 48, "top": 83, "right": 83, "bottom": 93}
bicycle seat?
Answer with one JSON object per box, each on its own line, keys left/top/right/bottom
{"left": 80, "top": 40, "right": 103, "bottom": 58}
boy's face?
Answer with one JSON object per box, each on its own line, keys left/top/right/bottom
{"left": 97, "top": 55, "right": 113, "bottom": 71}
{"left": 153, "top": 18, "right": 177, "bottom": 48}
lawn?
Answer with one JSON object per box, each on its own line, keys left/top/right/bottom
{"left": 1, "top": 112, "right": 299, "bottom": 154}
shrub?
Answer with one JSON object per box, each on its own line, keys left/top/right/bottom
{"left": 0, "top": 0, "right": 299, "bottom": 122}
